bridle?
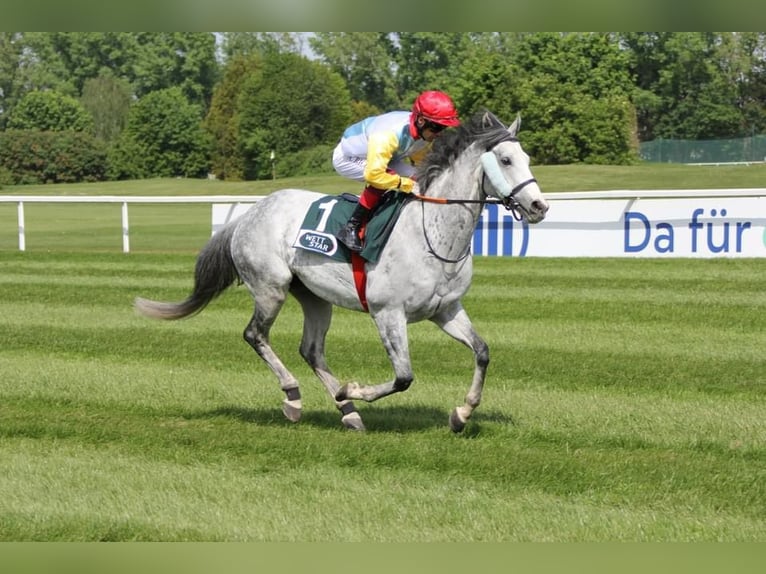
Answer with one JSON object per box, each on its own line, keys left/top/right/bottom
{"left": 413, "top": 136, "right": 538, "bottom": 263}
{"left": 481, "top": 172, "right": 538, "bottom": 222}
{"left": 413, "top": 136, "right": 537, "bottom": 220}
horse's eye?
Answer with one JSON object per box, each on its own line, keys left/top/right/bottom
{"left": 500, "top": 157, "right": 512, "bottom": 166}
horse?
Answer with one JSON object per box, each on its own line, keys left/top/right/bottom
{"left": 134, "top": 110, "right": 549, "bottom": 432}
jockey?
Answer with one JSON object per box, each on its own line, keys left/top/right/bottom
{"left": 333, "top": 90, "right": 460, "bottom": 252}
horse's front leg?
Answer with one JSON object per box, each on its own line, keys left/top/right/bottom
{"left": 429, "top": 302, "right": 489, "bottom": 433}
{"left": 335, "top": 308, "right": 413, "bottom": 403}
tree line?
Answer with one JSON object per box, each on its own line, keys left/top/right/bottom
{"left": 1, "top": 32, "right": 764, "bottom": 185}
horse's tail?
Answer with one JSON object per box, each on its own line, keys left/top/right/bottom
{"left": 134, "top": 223, "right": 239, "bottom": 320}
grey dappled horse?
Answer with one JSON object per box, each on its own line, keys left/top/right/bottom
{"left": 135, "top": 110, "right": 549, "bottom": 432}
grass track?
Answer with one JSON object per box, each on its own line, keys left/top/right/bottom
{"left": 1, "top": 251, "right": 764, "bottom": 541}
{"left": 2, "top": 168, "right": 764, "bottom": 541}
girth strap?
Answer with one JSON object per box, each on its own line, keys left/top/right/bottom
{"left": 351, "top": 252, "right": 368, "bottom": 312}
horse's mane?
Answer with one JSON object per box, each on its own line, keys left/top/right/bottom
{"left": 416, "top": 109, "right": 513, "bottom": 192}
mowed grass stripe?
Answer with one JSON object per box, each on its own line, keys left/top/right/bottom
{"left": 0, "top": 251, "right": 197, "bottom": 274}
{"left": 2, "top": 293, "right": 762, "bottom": 358}
{"left": 4, "top": 442, "right": 760, "bottom": 542}
{"left": 5, "top": 280, "right": 762, "bottom": 328}
{"left": 2, "top": 350, "right": 763, "bottom": 453}
{"left": 2, "top": 304, "right": 762, "bottom": 396}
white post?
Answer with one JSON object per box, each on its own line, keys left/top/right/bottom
{"left": 17, "top": 201, "right": 25, "bottom": 251}
{"left": 121, "top": 201, "right": 130, "bottom": 253}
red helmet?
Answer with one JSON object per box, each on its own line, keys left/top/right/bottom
{"left": 410, "top": 90, "right": 460, "bottom": 136}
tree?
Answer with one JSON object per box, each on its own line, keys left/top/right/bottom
{"left": 657, "top": 33, "right": 742, "bottom": 139}
{"left": 12, "top": 32, "right": 78, "bottom": 96}
{"left": 9, "top": 33, "right": 219, "bottom": 110}
{"left": 500, "top": 33, "right": 637, "bottom": 164}
{"left": 0, "top": 33, "right": 23, "bottom": 128}
{"left": 395, "top": 33, "right": 469, "bottom": 103}
{"left": 237, "top": 52, "right": 352, "bottom": 179}
{"left": 41, "top": 33, "right": 137, "bottom": 95}
{"left": 621, "top": 32, "right": 747, "bottom": 140}
{"left": 80, "top": 70, "right": 132, "bottom": 143}
{"left": 8, "top": 90, "right": 93, "bottom": 132}
{"left": 220, "top": 32, "right": 306, "bottom": 60}
{"left": 131, "top": 33, "right": 219, "bottom": 108}
{"left": 737, "top": 33, "right": 766, "bottom": 134}
{"left": 310, "top": 33, "right": 399, "bottom": 110}
{"left": 450, "top": 34, "right": 518, "bottom": 118}
{"left": 204, "top": 54, "right": 263, "bottom": 180}
{"left": 108, "top": 87, "right": 210, "bottom": 179}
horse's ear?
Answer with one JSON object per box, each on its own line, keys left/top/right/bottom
{"left": 508, "top": 113, "right": 521, "bottom": 137}
{"left": 481, "top": 110, "right": 497, "bottom": 128}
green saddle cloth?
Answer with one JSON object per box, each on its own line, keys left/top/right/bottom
{"left": 293, "top": 191, "right": 411, "bottom": 263}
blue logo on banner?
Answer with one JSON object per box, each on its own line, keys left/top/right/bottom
{"left": 473, "top": 203, "right": 530, "bottom": 256}
{"left": 624, "top": 207, "right": 757, "bottom": 254}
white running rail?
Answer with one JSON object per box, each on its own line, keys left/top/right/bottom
{"left": 0, "top": 195, "right": 264, "bottom": 252}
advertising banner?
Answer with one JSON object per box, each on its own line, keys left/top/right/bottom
{"left": 213, "top": 190, "right": 766, "bottom": 258}
{"left": 476, "top": 195, "right": 766, "bottom": 257}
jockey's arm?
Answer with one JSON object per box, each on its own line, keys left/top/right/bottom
{"left": 364, "top": 132, "right": 416, "bottom": 192}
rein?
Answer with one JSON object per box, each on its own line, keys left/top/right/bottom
{"left": 417, "top": 199, "right": 472, "bottom": 264}
{"left": 412, "top": 175, "right": 537, "bottom": 220}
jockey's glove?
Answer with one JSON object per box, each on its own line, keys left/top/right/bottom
{"left": 395, "top": 176, "right": 416, "bottom": 194}
{"left": 396, "top": 176, "right": 418, "bottom": 193}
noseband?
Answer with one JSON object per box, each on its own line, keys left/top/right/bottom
{"left": 481, "top": 172, "right": 538, "bottom": 221}
{"left": 481, "top": 136, "right": 538, "bottom": 221}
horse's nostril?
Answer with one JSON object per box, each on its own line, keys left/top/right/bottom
{"left": 531, "top": 199, "right": 548, "bottom": 214}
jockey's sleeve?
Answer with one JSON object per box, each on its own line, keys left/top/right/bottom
{"left": 364, "top": 132, "right": 415, "bottom": 192}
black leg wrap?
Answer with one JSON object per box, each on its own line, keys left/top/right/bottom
{"left": 393, "top": 377, "right": 413, "bottom": 392}
{"left": 285, "top": 387, "right": 301, "bottom": 401}
{"left": 339, "top": 402, "right": 357, "bottom": 416}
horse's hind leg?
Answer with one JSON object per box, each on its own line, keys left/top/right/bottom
{"left": 290, "top": 281, "right": 365, "bottom": 431}
{"left": 243, "top": 285, "right": 304, "bottom": 423}
{"left": 429, "top": 302, "right": 489, "bottom": 433}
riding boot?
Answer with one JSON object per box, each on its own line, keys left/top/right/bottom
{"left": 336, "top": 202, "right": 371, "bottom": 253}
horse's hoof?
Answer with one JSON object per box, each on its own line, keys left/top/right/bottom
{"left": 449, "top": 408, "right": 466, "bottom": 433}
{"left": 282, "top": 399, "right": 302, "bottom": 423}
{"left": 341, "top": 411, "right": 366, "bottom": 431}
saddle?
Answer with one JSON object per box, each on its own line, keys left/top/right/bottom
{"left": 293, "top": 190, "right": 411, "bottom": 263}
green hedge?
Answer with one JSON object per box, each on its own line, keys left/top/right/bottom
{"left": 0, "top": 129, "right": 107, "bottom": 185}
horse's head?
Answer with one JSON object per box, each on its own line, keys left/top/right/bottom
{"left": 479, "top": 113, "right": 549, "bottom": 224}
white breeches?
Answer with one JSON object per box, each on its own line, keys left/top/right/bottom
{"left": 332, "top": 143, "right": 416, "bottom": 182}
